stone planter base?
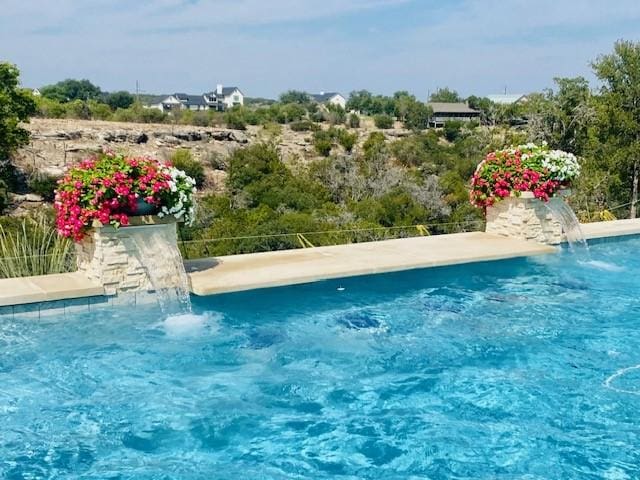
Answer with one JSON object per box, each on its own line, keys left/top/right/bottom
{"left": 75, "top": 216, "right": 179, "bottom": 296}
{"left": 485, "top": 192, "right": 566, "bottom": 245}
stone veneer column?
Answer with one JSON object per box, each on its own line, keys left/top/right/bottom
{"left": 75, "top": 216, "right": 179, "bottom": 295}
{"left": 485, "top": 192, "right": 564, "bottom": 245}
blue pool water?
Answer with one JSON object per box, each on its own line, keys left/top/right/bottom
{"left": 2, "top": 237, "right": 640, "bottom": 479}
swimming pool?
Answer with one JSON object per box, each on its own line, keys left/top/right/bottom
{"left": 2, "top": 236, "right": 640, "bottom": 478}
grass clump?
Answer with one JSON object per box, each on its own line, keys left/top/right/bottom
{"left": 0, "top": 213, "right": 74, "bottom": 278}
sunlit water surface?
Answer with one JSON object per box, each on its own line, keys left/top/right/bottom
{"left": 2, "top": 237, "right": 640, "bottom": 479}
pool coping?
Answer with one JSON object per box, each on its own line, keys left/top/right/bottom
{"left": 186, "top": 232, "right": 557, "bottom": 296}
{"left": 1, "top": 218, "right": 639, "bottom": 310}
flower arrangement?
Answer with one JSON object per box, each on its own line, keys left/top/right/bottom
{"left": 54, "top": 151, "right": 196, "bottom": 241}
{"left": 470, "top": 143, "right": 580, "bottom": 209}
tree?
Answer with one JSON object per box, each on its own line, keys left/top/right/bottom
{"left": 40, "top": 78, "right": 102, "bottom": 102}
{"left": 0, "top": 63, "right": 37, "bottom": 161}
{"left": 279, "top": 90, "right": 310, "bottom": 104}
{"left": 392, "top": 91, "right": 416, "bottom": 120}
{"left": 525, "top": 77, "right": 594, "bottom": 154}
{"left": 592, "top": 40, "right": 640, "bottom": 218}
{"left": 429, "top": 87, "right": 461, "bottom": 103}
{"left": 104, "top": 90, "right": 134, "bottom": 110}
{"left": 403, "top": 101, "right": 432, "bottom": 131}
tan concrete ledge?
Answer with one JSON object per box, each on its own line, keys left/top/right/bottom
{"left": 187, "top": 232, "right": 557, "bottom": 296}
{"left": 0, "top": 272, "right": 104, "bottom": 307}
{"left": 580, "top": 218, "right": 640, "bottom": 240}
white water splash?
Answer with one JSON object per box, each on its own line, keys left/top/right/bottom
{"left": 545, "top": 198, "right": 588, "bottom": 250}
{"left": 129, "top": 227, "right": 192, "bottom": 314}
{"left": 163, "top": 313, "right": 215, "bottom": 337}
{"left": 604, "top": 364, "right": 640, "bottom": 396}
{"left": 579, "top": 260, "right": 625, "bottom": 272}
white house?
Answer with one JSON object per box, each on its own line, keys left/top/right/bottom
{"left": 486, "top": 94, "right": 528, "bottom": 105}
{"left": 31, "top": 88, "right": 41, "bottom": 97}
{"left": 150, "top": 85, "right": 244, "bottom": 112}
{"left": 310, "top": 92, "right": 346, "bottom": 109}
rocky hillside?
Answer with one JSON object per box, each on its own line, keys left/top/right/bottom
{"left": 9, "top": 118, "right": 412, "bottom": 214}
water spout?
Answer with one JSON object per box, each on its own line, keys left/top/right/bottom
{"left": 545, "top": 198, "right": 588, "bottom": 250}
{"left": 130, "top": 228, "right": 192, "bottom": 314}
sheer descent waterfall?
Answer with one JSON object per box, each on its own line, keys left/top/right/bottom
{"left": 545, "top": 198, "right": 588, "bottom": 250}
{"left": 130, "top": 227, "right": 192, "bottom": 314}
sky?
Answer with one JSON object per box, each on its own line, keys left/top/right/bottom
{"left": 2, "top": 0, "right": 640, "bottom": 99}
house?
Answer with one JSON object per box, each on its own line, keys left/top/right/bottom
{"left": 486, "top": 94, "right": 528, "bottom": 105}
{"left": 426, "top": 102, "right": 481, "bottom": 127}
{"left": 150, "top": 85, "right": 244, "bottom": 112}
{"left": 31, "top": 88, "right": 41, "bottom": 97}
{"left": 309, "top": 92, "right": 346, "bottom": 109}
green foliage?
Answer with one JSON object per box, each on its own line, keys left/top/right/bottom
{"left": 313, "top": 130, "right": 334, "bottom": 157}
{"left": 40, "top": 78, "right": 102, "bottom": 102}
{"left": 112, "top": 102, "right": 167, "bottom": 123}
{"left": 346, "top": 90, "right": 395, "bottom": 115}
{"left": 35, "top": 96, "right": 68, "bottom": 118}
{"left": 170, "top": 149, "right": 206, "bottom": 187}
{"left": 289, "top": 120, "right": 319, "bottom": 132}
{"left": 277, "top": 103, "right": 306, "bottom": 124}
{"left": 404, "top": 101, "right": 432, "bottom": 131}
{"left": 336, "top": 129, "right": 357, "bottom": 153}
{"left": 0, "top": 63, "right": 37, "bottom": 161}
{"left": 429, "top": 87, "right": 461, "bottom": 103}
{"left": 374, "top": 114, "right": 394, "bottom": 129}
{"left": 443, "top": 121, "right": 463, "bottom": 142}
{"left": 279, "top": 90, "right": 310, "bottom": 104}
{"left": 0, "top": 179, "right": 7, "bottom": 214}
{"left": 28, "top": 172, "right": 60, "bottom": 202}
{"left": 363, "top": 132, "right": 387, "bottom": 161}
{"left": 104, "top": 90, "right": 134, "bottom": 109}
{"left": 324, "top": 104, "right": 346, "bottom": 125}
{"left": 0, "top": 212, "right": 74, "bottom": 278}
{"left": 224, "top": 106, "right": 247, "bottom": 130}
{"left": 348, "top": 113, "right": 360, "bottom": 128}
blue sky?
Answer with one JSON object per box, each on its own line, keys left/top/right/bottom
{"left": 2, "top": 0, "right": 640, "bottom": 99}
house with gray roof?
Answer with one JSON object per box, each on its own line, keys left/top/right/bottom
{"left": 150, "top": 84, "right": 244, "bottom": 113}
{"left": 426, "top": 102, "right": 481, "bottom": 127}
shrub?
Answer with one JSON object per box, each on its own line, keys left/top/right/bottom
{"left": 258, "top": 122, "right": 282, "bottom": 142}
{"left": 325, "top": 104, "right": 346, "bottom": 125}
{"left": 0, "top": 213, "right": 74, "bottom": 278}
{"left": 348, "top": 113, "right": 360, "bottom": 128}
{"left": 363, "top": 132, "right": 387, "bottom": 160}
{"left": 374, "top": 114, "right": 394, "bottom": 129}
{"left": 310, "top": 111, "right": 325, "bottom": 123}
{"left": 0, "top": 179, "right": 8, "bottom": 214}
{"left": 290, "top": 120, "right": 319, "bottom": 132}
{"left": 28, "top": 172, "right": 60, "bottom": 201}
{"left": 336, "top": 129, "right": 357, "bottom": 153}
{"left": 225, "top": 108, "right": 247, "bottom": 130}
{"left": 443, "top": 120, "right": 463, "bottom": 142}
{"left": 313, "top": 130, "right": 334, "bottom": 157}
{"left": 170, "top": 149, "right": 206, "bottom": 187}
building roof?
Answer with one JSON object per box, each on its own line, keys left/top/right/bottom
{"left": 427, "top": 102, "right": 480, "bottom": 114}
{"left": 486, "top": 94, "right": 527, "bottom": 105}
{"left": 310, "top": 92, "right": 343, "bottom": 102}
{"left": 186, "top": 94, "right": 207, "bottom": 106}
{"left": 221, "top": 86, "right": 241, "bottom": 96}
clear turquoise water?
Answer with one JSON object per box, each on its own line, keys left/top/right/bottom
{"left": 2, "top": 237, "right": 640, "bottom": 479}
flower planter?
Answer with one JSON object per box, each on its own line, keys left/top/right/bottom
{"left": 471, "top": 144, "right": 580, "bottom": 245}
{"left": 75, "top": 215, "right": 180, "bottom": 295}
{"left": 485, "top": 191, "right": 565, "bottom": 244}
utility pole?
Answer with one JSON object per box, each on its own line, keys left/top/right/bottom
{"left": 136, "top": 80, "right": 140, "bottom": 102}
